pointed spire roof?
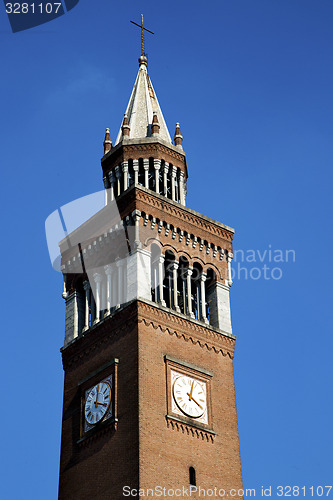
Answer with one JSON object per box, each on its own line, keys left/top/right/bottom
{"left": 115, "top": 56, "right": 172, "bottom": 145}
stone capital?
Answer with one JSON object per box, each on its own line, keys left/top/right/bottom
{"left": 83, "top": 280, "right": 91, "bottom": 291}
{"left": 108, "top": 171, "right": 115, "bottom": 183}
{"left": 163, "top": 162, "right": 169, "bottom": 174}
{"left": 131, "top": 209, "right": 141, "bottom": 222}
{"left": 115, "top": 165, "right": 121, "bottom": 178}
{"left": 93, "top": 272, "right": 103, "bottom": 284}
{"left": 154, "top": 159, "right": 161, "bottom": 170}
{"left": 227, "top": 252, "right": 233, "bottom": 262}
{"left": 104, "top": 264, "right": 113, "bottom": 276}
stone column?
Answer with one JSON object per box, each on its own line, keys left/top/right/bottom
{"left": 186, "top": 268, "right": 195, "bottom": 318}
{"left": 163, "top": 162, "right": 169, "bottom": 197}
{"left": 171, "top": 166, "right": 177, "bottom": 201}
{"left": 179, "top": 171, "right": 186, "bottom": 205}
{"left": 103, "top": 176, "right": 110, "bottom": 206}
{"left": 143, "top": 159, "right": 149, "bottom": 188}
{"left": 101, "top": 280, "right": 106, "bottom": 320}
{"left": 154, "top": 159, "right": 161, "bottom": 194}
{"left": 115, "top": 165, "right": 121, "bottom": 195}
{"left": 227, "top": 252, "right": 233, "bottom": 286}
{"left": 172, "top": 261, "right": 180, "bottom": 312}
{"left": 133, "top": 159, "right": 139, "bottom": 185}
{"left": 158, "top": 254, "right": 166, "bottom": 306}
{"left": 181, "top": 275, "right": 187, "bottom": 314}
{"left": 108, "top": 171, "right": 115, "bottom": 201}
{"left": 62, "top": 275, "right": 67, "bottom": 299}
{"left": 93, "top": 273, "right": 103, "bottom": 324}
{"left": 151, "top": 260, "right": 157, "bottom": 300}
{"left": 132, "top": 209, "right": 141, "bottom": 249}
{"left": 122, "top": 161, "right": 128, "bottom": 191}
{"left": 200, "top": 272, "right": 208, "bottom": 323}
{"left": 111, "top": 264, "right": 117, "bottom": 308}
{"left": 83, "top": 280, "right": 90, "bottom": 331}
{"left": 104, "top": 265, "right": 112, "bottom": 316}
{"left": 116, "top": 259, "right": 124, "bottom": 308}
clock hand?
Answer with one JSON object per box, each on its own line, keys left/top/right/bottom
{"left": 186, "top": 392, "right": 203, "bottom": 409}
{"left": 96, "top": 401, "right": 107, "bottom": 407}
{"left": 188, "top": 381, "right": 194, "bottom": 400}
{"left": 94, "top": 385, "right": 99, "bottom": 408}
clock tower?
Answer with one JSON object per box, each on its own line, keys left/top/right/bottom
{"left": 58, "top": 53, "right": 243, "bottom": 499}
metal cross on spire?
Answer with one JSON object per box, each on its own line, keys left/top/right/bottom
{"left": 130, "top": 15, "right": 155, "bottom": 57}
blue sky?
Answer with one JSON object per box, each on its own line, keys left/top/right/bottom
{"left": 1, "top": 0, "right": 332, "bottom": 498}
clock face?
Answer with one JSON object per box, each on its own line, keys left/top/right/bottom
{"left": 172, "top": 375, "right": 207, "bottom": 419}
{"left": 84, "top": 382, "right": 111, "bottom": 425}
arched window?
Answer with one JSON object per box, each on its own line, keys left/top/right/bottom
{"left": 166, "top": 164, "right": 172, "bottom": 200}
{"left": 158, "top": 161, "right": 164, "bottom": 195}
{"left": 148, "top": 157, "right": 155, "bottom": 191}
{"left": 151, "top": 244, "right": 161, "bottom": 303}
{"left": 191, "top": 263, "right": 203, "bottom": 320}
{"left": 189, "top": 467, "right": 196, "bottom": 486}
{"left": 178, "top": 257, "right": 189, "bottom": 315}
{"left": 205, "top": 268, "right": 216, "bottom": 324}
{"left": 175, "top": 167, "right": 181, "bottom": 202}
{"left": 138, "top": 158, "right": 145, "bottom": 186}
{"left": 128, "top": 159, "right": 134, "bottom": 187}
{"left": 163, "top": 251, "right": 176, "bottom": 309}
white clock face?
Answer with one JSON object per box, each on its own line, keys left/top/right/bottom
{"left": 84, "top": 382, "right": 111, "bottom": 425}
{"left": 172, "top": 375, "right": 207, "bottom": 418}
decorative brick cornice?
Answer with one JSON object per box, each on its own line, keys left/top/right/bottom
{"left": 135, "top": 189, "right": 233, "bottom": 243}
{"left": 124, "top": 142, "right": 185, "bottom": 162}
{"left": 166, "top": 416, "right": 215, "bottom": 443}
{"left": 61, "top": 299, "right": 236, "bottom": 369}
{"left": 102, "top": 140, "right": 187, "bottom": 177}
{"left": 137, "top": 301, "right": 235, "bottom": 358}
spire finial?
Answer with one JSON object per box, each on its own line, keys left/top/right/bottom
{"left": 103, "top": 128, "right": 112, "bottom": 155}
{"left": 174, "top": 123, "right": 183, "bottom": 149}
{"left": 152, "top": 111, "right": 160, "bottom": 136}
{"left": 121, "top": 113, "right": 130, "bottom": 138}
{"left": 130, "top": 15, "right": 155, "bottom": 61}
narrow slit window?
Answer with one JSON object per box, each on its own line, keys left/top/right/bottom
{"left": 189, "top": 466, "right": 196, "bottom": 486}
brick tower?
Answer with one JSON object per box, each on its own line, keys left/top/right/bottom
{"left": 58, "top": 53, "right": 243, "bottom": 499}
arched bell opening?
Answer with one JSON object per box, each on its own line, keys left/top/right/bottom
{"left": 205, "top": 268, "right": 217, "bottom": 325}
{"left": 163, "top": 250, "right": 176, "bottom": 309}
{"left": 128, "top": 158, "right": 134, "bottom": 188}
{"left": 177, "top": 256, "right": 189, "bottom": 315}
{"left": 191, "top": 263, "right": 203, "bottom": 320}
{"left": 138, "top": 158, "right": 145, "bottom": 186}
{"left": 151, "top": 243, "right": 161, "bottom": 303}
{"left": 148, "top": 157, "right": 155, "bottom": 191}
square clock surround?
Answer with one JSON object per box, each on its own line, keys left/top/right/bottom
{"left": 165, "top": 355, "right": 214, "bottom": 432}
